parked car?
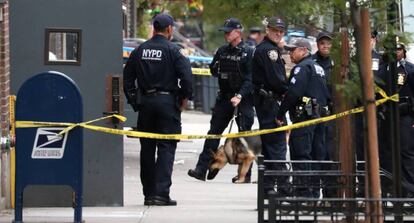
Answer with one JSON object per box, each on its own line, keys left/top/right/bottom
{"left": 123, "top": 38, "right": 146, "bottom": 63}
{"left": 123, "top": 38, "right": 146, "bottom": 48}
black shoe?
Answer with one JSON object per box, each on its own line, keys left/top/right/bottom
{"left": 231, "top": 175, "right": 251, "bottom": 183}
{"left": 144, "top": 196, "right": 155, "bottom": 206}
{"left": 188, "top": 169, "right": 206, "bottom": 181}
{"left": 152, "top": 196, "right": 177, "bottom": 206}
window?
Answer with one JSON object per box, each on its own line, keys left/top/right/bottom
{"left": 45, "top": 28, "right": 82, "bottom": 65}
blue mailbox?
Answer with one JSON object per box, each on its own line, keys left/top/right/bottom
{"left": 14, "top": 71, "right": 83, "bottom": 223}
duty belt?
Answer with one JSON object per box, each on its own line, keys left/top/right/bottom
{"left": 254, "top": 88, "right": 282, "bottom": 101}
{"left": 143, "top": 89, "right": 172, "bottom": 96}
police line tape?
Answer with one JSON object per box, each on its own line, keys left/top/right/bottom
{"left": 15, "top": 88, "right": 399, "bottom": 140}
{"left": 191, "top": 68, "right": 211, "bottom": 76}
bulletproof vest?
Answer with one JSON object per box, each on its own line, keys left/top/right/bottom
{"left": 218, "top": 46, "right": 246, "bottom": 92}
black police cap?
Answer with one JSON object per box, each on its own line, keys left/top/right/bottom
{"left": 219, "top": 18, "right": 243, "bottom": 32}
{"left": 316, "top": 32, "right": 332, "bottom": 42}
{"left": 371, "top": 30, "right": 378, "bottom": 39}
{"left": 397, "top": 42, "right": 406, "bottom": 50}
{"left": 249, "top": 27, "right": 262, "bottom": 33}
{"left": 152, "top": 13, "right": 174, "bottom": 29}
{"left": 266, "top": 17, "right": 285, "bottom": 30}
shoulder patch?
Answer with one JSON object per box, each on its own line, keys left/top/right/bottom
{"left": 314, "top": 64, "right": 325, "bottom": 77}
{"left": 294, "top": 67, "right": 301, "bottom": 75}
{"left": 290, "top": 77, "right": 296, "bottom": 84}
{"left": 179, "top": 48, "right": 187, "bottom": 56}
{"left": 267, "top": 50, "right": 279, "bottom": 62}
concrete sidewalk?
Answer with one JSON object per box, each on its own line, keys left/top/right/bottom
{"left": 0, "top": 111, "right": 260, "bottom": 223}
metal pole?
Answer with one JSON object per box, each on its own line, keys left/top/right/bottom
{"left": 387, "top": 2, "right": 403, "bottom": 222}
{"left": 360, "top": 9, "right": 383, "bottom": 222}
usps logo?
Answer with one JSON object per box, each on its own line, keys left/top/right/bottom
{"left": 32, "top": 128, "right": 68, "bottom": 159}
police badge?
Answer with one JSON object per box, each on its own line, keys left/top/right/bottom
{"left": 179, "top": 48, "right": 187, "bottom": 56}
{"left": 267, "top": 50, "right": 279, "bottom": 62}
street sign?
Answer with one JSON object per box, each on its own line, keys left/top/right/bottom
{"left": 14, "top": 71, "right": 83, "bottom": 223}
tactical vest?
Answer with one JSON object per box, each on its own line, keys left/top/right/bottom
{"left": 218, "top": 46, "right": 247, "bottom": 92}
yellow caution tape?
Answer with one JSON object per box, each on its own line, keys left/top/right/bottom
{"left": 15, "top": 88, "right": 399, "bottom": 140}
{"left": 9, "top": 95, "right": 16, "bottom": 209}
{"left": 191, "top": 68, "right": 211, "bottom": 76}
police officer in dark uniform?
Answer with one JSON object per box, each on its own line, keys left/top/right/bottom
{"left": 123, "top": 13, "right": 193, "bottom": 206}
{"left": 251, "top": 16, "right": 289, "bottom": 195}
{"left": 245, "top": 27, "right": 262, "bottom": 48}
{"left": 276, "top": 39, "right": 330, "bottom": 197}
{"left": 378, "top": 43, "right": 414, "bottom": 197}
{"left": 312, "top": 32, "right": 334, "bottom": 198}
{"left": 188, "top": 18, "right": 254, "bottom": 183}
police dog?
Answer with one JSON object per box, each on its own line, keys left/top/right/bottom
{"left": 207, "top": 136, "right": 261, "bottom": 183}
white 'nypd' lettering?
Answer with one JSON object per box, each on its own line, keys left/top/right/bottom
{"left": 142, "top": 49, "right": 163, "bottom": 61}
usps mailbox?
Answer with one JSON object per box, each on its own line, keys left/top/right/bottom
{"left": 14, "top": 71, "right": 83, "bottom": 223}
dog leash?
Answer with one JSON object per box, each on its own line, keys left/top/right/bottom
{"left": 228, "top": 106, "right": 238, "bottom": 133}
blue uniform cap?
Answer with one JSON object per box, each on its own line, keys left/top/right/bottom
{"left": 316, "top": 32, "right": 332, "bottom": 42}
{"left": 153, "top": 13, "right": 174, "bottom": 29}
{"left": 219, "top": 18, "right": 243, "bottom": 33}
{"left": 284, "top": 39, "right": 312, "bottom": 51}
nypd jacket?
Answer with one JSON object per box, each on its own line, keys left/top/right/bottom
{"left": 123, "top": 34, "right": 193, "bottom": 102}
{"left": 277, "top": 55, "right": 330, "bottom": 120}
{"left": 312, "top": 51, "right": 333, "bottom": 99}
{"left": 252, "top": 36, "right": 288, "bottom": 95}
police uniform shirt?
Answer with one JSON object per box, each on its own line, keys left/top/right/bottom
{"left": 209, "top": 41, "right": 253, "bottom": 97}
{"left": 277, "top": 55, "right": 329, "bottom": 120}
{"left": 312, "top": 51, "right": 333, "bottom": 98}
{"left": 252, "top": 36, "right": 288, "bottom": 95}
{"left": 372, "top": 50, "right": 382, "bottom": 72}
{"left": 397, "top": 59, "right": 414, "bottom": 98}
{"left": 123, "top": 34, "right": 193, "bottom": 99}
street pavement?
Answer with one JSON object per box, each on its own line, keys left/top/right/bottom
{"left": 0, "top": 111, "right": 260, "bottom": 223}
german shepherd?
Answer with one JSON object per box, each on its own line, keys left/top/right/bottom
{"left": 207, "top": 136, "right": 261, "bottom": 183}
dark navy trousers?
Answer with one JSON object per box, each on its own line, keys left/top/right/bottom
{"left": 253, "top": 93, "right": 287, "bottom": 189}
{"left": 137, "top": 94, "right": 181, "bottom": 199}
{"left": 195, "top": 94, "right": 254, "bottom": 175}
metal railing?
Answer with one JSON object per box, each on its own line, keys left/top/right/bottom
{"left": 257, "top": 155, "right": 414, "bottom": 222}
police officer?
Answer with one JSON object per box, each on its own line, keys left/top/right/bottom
{"left": 312, "top": 32, "right": 334, "bottom": 198}
{"left": 245, "top": 27, "right": 262, "bottom": 48}
{"left": 378, "top": 43, "right": 414, "bottom": 197}
{"left": 123, "top": 13, "right": 193, "bottom": 206}
{"left": 251, "top": 16, "right": 289, "bottom": 195}
{"left": 188, "top": 18, "right": 254, "bottom": 183}
{"left": 276, "top": 39, "right": 330, "bottom": 197}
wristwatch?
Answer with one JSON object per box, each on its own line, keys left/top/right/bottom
{"left": 235, "top": 94, "right": 242, "bottom": 99}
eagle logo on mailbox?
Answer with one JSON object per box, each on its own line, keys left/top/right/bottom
{"left": 32, "top": 128, "right": 68, "bottom": 159}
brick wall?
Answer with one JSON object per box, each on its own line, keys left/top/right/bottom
{"left": 0, "top": 1, "right": 10, "bottom": 137}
